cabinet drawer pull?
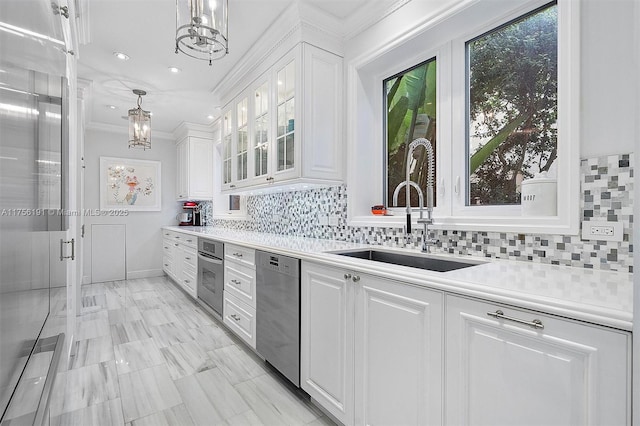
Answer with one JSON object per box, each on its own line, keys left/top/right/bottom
{"left": 164, "top": 246, "right": 169, "bottom": 249}
{"left": 185, "top": 257, "right": 191, "bottom": 260}
{"left": 344, "top": 273, "right": 352, "bottom": 279}
{"left": 487, "top": 310, "right": 544, "bottom": 330}
{"left": 186, "top": 239, "right": 192, "bottom": 243}
{"left": 164, "top": 263, "right": 169, "bottom": 267}
{"left": 174, "top": 243, "right": 179, "bottom": 246}
{"left": 232, "top": 252, "right": 243, "bottom": 258}
{"left": 230, "top": 184, "right": 236, "bottom": 188}
{"left": 184, "top": 279, "right": 190, "bottom": 284}
{"left": 230, "top": 279, "right": 241, "bottom": 285}
{"left": 230, "top": 314, "right": 241, "bottom": 322}
{"left": 352, "top": 275, "right": 360, "bottom": 282}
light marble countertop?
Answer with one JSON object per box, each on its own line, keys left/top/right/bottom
{"left": 164, "top": 226, "right": 633, "bottom": 331}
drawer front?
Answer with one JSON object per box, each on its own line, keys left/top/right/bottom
{"left": 162, "top": 230, "right": 177, "bottom": 240}
{"left": 224, "top": 262, "right": 256, "bottom": 308}
{"left": 182, "top": 269, "right": 197, "bottom": 295}
{"left": 182, "top": 246, "right": 197, "bottom": 269}
{"left": 173, "top": 232, "right": 197, "bottom": 248}
{"left": 162, "top": 240, "right": 173, "bottom": 259}
{"left": 223, "top": 291, "right": 256, "bottom": 348}
{"left": 162, "top": 255, "right": 173, "bottom": 275}
{"left": 225, "top": 244, "right": 255, "bottom": 269}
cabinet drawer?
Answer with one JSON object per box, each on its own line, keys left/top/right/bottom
{"left": 223, "top": 291, "right": 256, "bottom": 349}
{"left": 225, "top": 244, "right": 255, "bottom": 268}
{"left": 162, "top": 230, "right": 177, "bottom": 240}
{"left": 182, "top": 269, "right": 197, "bottom": 294}
{"left": 183, "top": 246, "right": 197, "bottom": 269}
{"left": 162, "top": 240, "right": 173, "bottom": 258}
{"left": 174, "top": 232, "right": 197, "bottom": 248}
{"left": 224, "top": 262, "right": 256, "bottom": 308}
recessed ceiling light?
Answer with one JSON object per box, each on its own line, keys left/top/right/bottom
{"left": 106, "top": 105, "right": 117, "bottom": 109}
{"left": 207, "top": 115, "right": 214, "bottom": 120}
{"left": 168, "top": 67, "right": 181, "bottom": 73}
{"left": 113, "top": 51, "right": 130, "bottom": 61}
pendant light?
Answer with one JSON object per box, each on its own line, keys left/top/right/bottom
{"left": 175, "top": 0, "right": 229, "bottom": 66}
{"left": 128, "top": 89, "right": 151, "bottom": 150}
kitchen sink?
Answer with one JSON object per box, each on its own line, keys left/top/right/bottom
{"left": 331, "top": 249, "right": 482, "bottom": 272}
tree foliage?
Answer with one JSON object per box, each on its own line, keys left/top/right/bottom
{"left": 468, "top": 4, "right": 558, "bottom": 205}
{"left": 385, "top": 59, "right": 437, "bottom": 208}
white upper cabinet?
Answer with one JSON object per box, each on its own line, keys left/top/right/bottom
{"left": 220, "top": 42, "right": 343, "bottom": 193}
{"left": 174, "top": 123, "right": 214, "bottom": 200}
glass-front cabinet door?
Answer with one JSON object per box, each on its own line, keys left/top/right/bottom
{"left": 222, "top": 109, "right": 233, "bottom": 189}
{"left": 276, "top": 60, "right": 296, "bottom": 176}
{"left": 236, "top": 97, "right": 249, "bottom": 184}
{"left": 253, "top": 81, "right": 270, "bottom": 183}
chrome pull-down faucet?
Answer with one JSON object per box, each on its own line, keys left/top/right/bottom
{"left": 392, "top": 138, "right": 437, "bottom": 252}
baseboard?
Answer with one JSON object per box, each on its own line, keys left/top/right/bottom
{"left": 126, "top": 269, "right": 164, "bottom": 280}
{"left": 82, "top": 275, "right": 91, "bottom": 285}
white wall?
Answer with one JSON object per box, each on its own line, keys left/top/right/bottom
{"left": 82, "top": 127, "right": 177, "bottom": 283}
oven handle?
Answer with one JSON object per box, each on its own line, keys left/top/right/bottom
{"left": 198, "top": 252, "right": 223, "bottom": 265}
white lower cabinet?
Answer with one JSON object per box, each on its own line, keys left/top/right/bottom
{"left": 162, "top": 230, "right": 197, "bottom": 298}
{"left": 301, "top": 262, "right": 354, "bottom": 425}
{"left": 223, "top": 244, "right": 257, "bottom": 348}
{"left": 354, "top": 275, "right": 443, "bottom": 426}
{"left": 301, "top": 262, "right": 443, "bottom": 426}
{"left": 302, "top": 261, "right": 631, "bottom": 426}
{"left": 445, "top": 295, "right": 631, "bottom": 426}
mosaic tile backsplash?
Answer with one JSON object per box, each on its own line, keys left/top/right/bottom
{"left": 213, "top": 153, "right": 634, "bottom": 273}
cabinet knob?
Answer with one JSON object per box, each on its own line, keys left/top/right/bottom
{"left": 174, "top": 243, "right": 179, "bottom": 246}
{"left": 352, "top": 275, "right": 360, "bottom": 282}
{"left": 344, "top": 273, "right": 352, "bottom": 279}
{"left": 230, "top": 184, "right": 236, "bottom": 188}
{"left": 184, "top": 279, "right": 190, "bottom": 284}
{"left": 164, "top": 264, "right": 169, "bottom": 267}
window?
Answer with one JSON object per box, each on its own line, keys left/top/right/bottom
{"left": 348, "top": 0, "right": 579, "bottom": 234}
{"left": 467, "top": 3, "right": 558, "bottom": 206}
{"left": 384, "top": 58, "right": 437, "bottom": 209}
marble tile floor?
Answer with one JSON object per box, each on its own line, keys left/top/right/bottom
{"left": 49, "top": 276, "right": 335, "bottom": 426}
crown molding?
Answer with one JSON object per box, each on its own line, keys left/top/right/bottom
{"left": 213, "top": 1, "right": 344, "bottom": 105}
{"left": 172, "top": 121, "right": 215, "bottom": 141}
{"left": 343, "top": 0, "right": 411, "bottom": 41}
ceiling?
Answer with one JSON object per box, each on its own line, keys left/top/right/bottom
{"left": 78, "top": 0, "right": 393, "bottom": 138}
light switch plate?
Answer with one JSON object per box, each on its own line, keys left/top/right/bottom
{"left": 581, "top": 220, "right": 623, "bottom": 242}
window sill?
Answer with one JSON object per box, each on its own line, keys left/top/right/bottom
{"left": 348, "top": 214, "right": 580, "bottom": 236}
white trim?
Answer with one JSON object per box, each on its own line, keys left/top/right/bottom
{"left": 126, "top": 268, "right": 164, "bottom": 280}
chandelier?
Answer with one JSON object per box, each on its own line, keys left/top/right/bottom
{"left": 128, "top": 89, "right": 151, "bottom": 150}
{"left": 175, "top": 0, "right": 229, "bottom": 66}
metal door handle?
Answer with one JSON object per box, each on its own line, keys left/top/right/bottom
{"left": 60, "top": 238, "right": 75, "bottom": 261}
{"left": 487, "top": 310, "right": 544, "bottom": 330}
{"left": 344, "top": 273, "right": 352, "bottom": 279}
{"left": 352, "top": 275, "right": 360, "bottom": 282}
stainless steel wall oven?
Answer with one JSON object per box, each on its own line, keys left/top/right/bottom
{"left": 197, "top": 238, "right": 224, "bottom": 318}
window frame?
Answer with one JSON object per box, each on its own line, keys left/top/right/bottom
{"left": 347, "top": 0, "right": 580, "bottom": 235}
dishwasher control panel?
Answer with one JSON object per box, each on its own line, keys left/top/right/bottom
{"left": 256, "top": 252, "right": 299, "bottom": 276}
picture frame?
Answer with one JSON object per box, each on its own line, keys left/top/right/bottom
{"left": 99, "top": 157, "right": 161, "bottom": 211}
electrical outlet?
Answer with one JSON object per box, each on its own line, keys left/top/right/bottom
{"left": 318, "top": 214, "right": 329, "bottom": 226}
{"left": 328, "top": 215, "right": 339, "bottom": 226}
{"left": 581, "top": 220, "right": 623, "bottom": 242}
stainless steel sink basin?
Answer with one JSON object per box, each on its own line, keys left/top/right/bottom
{"left": 331, "top": 249, "right": 482, "bottom": 272}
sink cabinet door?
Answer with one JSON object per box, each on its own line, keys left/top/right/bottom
{"left": 445, "top": 295, "right": 631, "bottom": 426}
{"left": 301, "top": 262, "right": 354, "bottom": 425}
{"left": 354, "top": 275, "right": 443, "bottom": 426}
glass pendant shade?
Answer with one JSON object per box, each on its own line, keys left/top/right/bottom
{"left": 175, "top": 0, "right": 228, "bottom": 65}
{"left": 128, "top": 89, "right": 151, "bottom": 150}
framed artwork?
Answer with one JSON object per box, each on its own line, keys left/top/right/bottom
{"left": 100, "top": 157, "right": 161, "bottom": 211}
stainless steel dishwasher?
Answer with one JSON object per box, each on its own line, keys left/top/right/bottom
{"left": 255, "top": 250, "right": 301, "bottom": 387}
